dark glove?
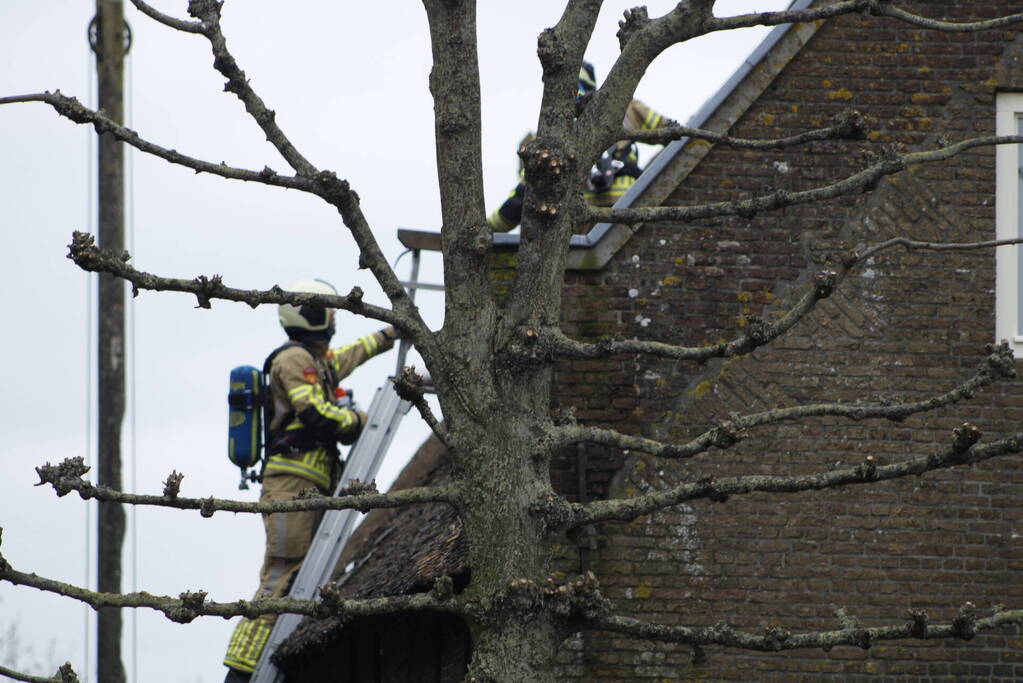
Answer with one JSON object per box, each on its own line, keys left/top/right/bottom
{"left": 338, "top": 409, "right": 366, "bottom": 446}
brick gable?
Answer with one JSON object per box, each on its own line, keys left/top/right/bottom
{"left": 553, "top": 3, "right": 1023, "bottom": 679}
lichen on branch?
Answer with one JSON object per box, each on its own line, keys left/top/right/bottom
{"left": 568, "top": 429, "right": 1023, "bottom": 527}
{"left": 585, "top": 602, "right": 1023, "bottom": 656}
{"left": 34, "top": 456, "right": 457, "bottom": 516}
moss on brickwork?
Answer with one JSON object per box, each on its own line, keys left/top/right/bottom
{"left": 553, "top": 3, "right": 1023, "bottom": 680}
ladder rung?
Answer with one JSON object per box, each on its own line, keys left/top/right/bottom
{"left": 399, "top": 280, "right": 444, "bottom": 292}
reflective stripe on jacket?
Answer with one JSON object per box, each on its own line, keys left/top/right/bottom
{"left": 488, "top": 99, "right": 665, "bottom": 232}
{"left": 264, "top": 331, "right": 393, "bottom": 490}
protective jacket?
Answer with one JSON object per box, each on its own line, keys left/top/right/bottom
{"left": 223, "top": 328, "right": 394, "bottom": 675}
{"left": 487, "top": 99, "right": 665, "bottom": 231}
{"left": 264, "top": 330, "right": 395, "bottom": 491}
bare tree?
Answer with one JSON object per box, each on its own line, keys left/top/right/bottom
{"left": 4, "top": 1, "right": 1023, "bottom": 681}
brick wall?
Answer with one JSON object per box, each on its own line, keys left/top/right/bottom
{"left": 552, "top": 3, "right": 1023, "bottom": 680}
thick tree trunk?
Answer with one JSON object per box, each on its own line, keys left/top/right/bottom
{"left": 416, "top": 3, "right": 598, "bottom": 680}
{"left": 438, "top": 363, "right": 565, "bottom": 681}
{"left": 466, "top": 617, "right": 563, "bottom": 683}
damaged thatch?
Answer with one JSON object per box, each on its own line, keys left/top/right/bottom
{"left": 274, "top": 432, "right": 467, "bottom": 664}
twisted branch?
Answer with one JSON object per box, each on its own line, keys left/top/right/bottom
{"left": 65, "top": 232, "right": 415, "bottom": 331}
{"left": 186, "top": 0, "right": 316, "bottom": 175}
{"left": 392, "top": 367, "right": 450, "bottom": 446}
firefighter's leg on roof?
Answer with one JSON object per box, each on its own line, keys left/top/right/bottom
{"left": 223, "top": 474, "right": 324, "bottom": 677}
{"left": 583, "top": 175, "right": 636, "bottom": 208}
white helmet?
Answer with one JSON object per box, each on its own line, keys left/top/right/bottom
{"left": 278, "top": 278, "right": 338, "bottom": 333}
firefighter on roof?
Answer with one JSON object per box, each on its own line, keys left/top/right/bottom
{"left": 223, "top": 278, "right": 396, "bottom": 682}
{"left": 487, "top": 61, "right": 668, "bottom": 232}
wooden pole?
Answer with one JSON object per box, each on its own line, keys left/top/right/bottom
{"left": 93, "top": 2, "right": 127, "bottom": 680}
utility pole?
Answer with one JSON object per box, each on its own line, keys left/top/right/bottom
{"left": 91, "top": 2, "right": 128, "bottom": 681}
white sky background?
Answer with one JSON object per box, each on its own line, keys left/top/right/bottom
{"left": 0, "top": 1, "right": 789, "bottom": 681}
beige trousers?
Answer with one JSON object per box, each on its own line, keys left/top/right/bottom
{"left": 223, "top": 474, "right": 324, "bottom": 673}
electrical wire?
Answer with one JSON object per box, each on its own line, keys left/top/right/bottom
{"left": 126, "top": 38, "right": 139, "bottom": 683}
{"left": 84, "top": 40, "right": 95, "bottom": 683}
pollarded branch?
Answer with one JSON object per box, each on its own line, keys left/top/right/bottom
{"left": 705, "top": 1, "right": 1023, "bottom": 35}
{"left": 568, "top": 427, "right": 1023, "bottom": 527}
{"left": 392, "top": 366, "right": 450, "bottom": 446}
{"left": 552, "top": 343, "right": 1017, "bottom": 459}
{"left": 2, "top": 106, "right": 422, "bottom": 341}
{"left": 0, "top": 539, "right": 461, "bottom": 624}
{"left": 547, "top": 235, "right": 1023, "bottom": 365}
{"left": 180, "top": 2, "right": 429, "bottom": 332}
{"left": 186, "top": 0, "right": 316, "bottom": 176}
{"left": 0, "top": 92, "right": 310, "bottom": 191}
{"left": 586, "top": 602, "right": 1023, "bottom": 655}
{"left": 0, "top": 663, "right": 78, "bottom": 683}
{"left": 65, "top": 231, "right": 415, "bottom": 329}
{"left": 625, "top": 109, "right": 867, "bottom": 148}
{"left": 544, "top": 268, "right": 839, "bottom": 364}
{"left": 866, "top": 2, "right": 1023, "bottom": 34}
{"left": 583, "top": 1, "right": 1023, "bottom": 178}
{"left": 35, "top": 457, "right": 458, "bottom": 517}
{"left": 586, "top": 135, "right": 1023, "bottom": 225}
{"left": 128, "top": 0, "right": 202, "bottom": 33}
{"left": 578, "top": 1, "right": 869, "bottom": 155}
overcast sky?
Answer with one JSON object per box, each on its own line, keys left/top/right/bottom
{"left": 0, "top": 2, "right": 789, "bottom": 681}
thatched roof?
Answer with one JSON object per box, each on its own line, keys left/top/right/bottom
{"left": 274, "top": 432, "right": 466, "bottom": 663}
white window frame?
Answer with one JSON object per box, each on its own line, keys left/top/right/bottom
{"left": 995, "top": 92, "right": 1023, "bottom": 357}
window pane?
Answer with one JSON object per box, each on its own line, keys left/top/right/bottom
{"left": 1017, "top": 116, "right": 1023, "bottom": 336}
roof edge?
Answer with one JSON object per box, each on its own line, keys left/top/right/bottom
{"left": 398, "top": 0, "right": 821, "bottom": 269}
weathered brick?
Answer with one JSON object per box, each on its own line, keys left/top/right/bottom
{"left": 545, "top": 3, "right": 1023, "bottom": 681}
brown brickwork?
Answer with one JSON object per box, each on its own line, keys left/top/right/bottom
{"left": 551, "top": 2, "right": 1023, "bottom": 680}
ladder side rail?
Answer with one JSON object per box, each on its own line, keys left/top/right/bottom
{"left": 286, "top": 385, "right": 396, "bottom": 598}
{"left": 302, "top": 388, "right": 410, "bottom": 587}
{"left": 309, "top": 392, "right": 413, "bottom": 579}
{"left": 395, "top": 249, "right": 420, "bottom": 375}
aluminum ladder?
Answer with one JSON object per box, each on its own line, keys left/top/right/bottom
{"left": 251, "top": 246, "right": 441, "bottom": 683}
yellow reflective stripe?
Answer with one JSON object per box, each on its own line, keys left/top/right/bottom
{"left": 360, "top": 333, "right": 379, "bottom": 356}
{"left": 488, "top": 209, "right": 516, "bottom": 232}
{"left": 288, "top": 382, "right": 353, "bottom": 428}
{"left": 584, "top": 177, "right": 636, "bottom": 202}
{"left": 224, "top": 618, "right": 271, "bottom": 673}
{"left": 307, "top": 386, "right": 355, "bottom": 428}
{"left": 643, "top": 109, "right": 662, "bottom": 130}
{"left": 265, "top": 455, "right": 331, "bottom": 490}
{"left": 287, "top": 384, "right": 313, "bottom": 400}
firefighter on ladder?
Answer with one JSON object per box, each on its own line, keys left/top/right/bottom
{"left": 223, "top": 278, "right": 397, "bottom": 682}
{"left": 487, "top": 61, "right": 669, "bottom": 232}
